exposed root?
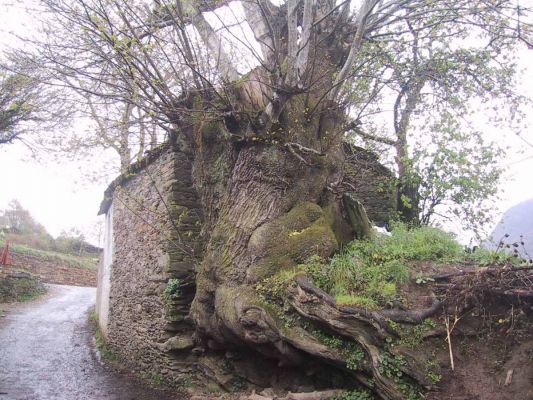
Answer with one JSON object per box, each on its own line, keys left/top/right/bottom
{"left": 288, "top": 276, "right": 433, "bottom": 399}
{"left": 295, "top": 276, "right": 440, "bottom": 328}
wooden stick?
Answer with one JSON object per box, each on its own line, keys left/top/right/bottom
{"left": 504, "top": 369, "right": 514, "bottom": 386}
{"left": 445, "top": 315, "right": 455, "bottom": 371}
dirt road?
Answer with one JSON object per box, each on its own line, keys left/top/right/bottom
{"left": 0, "top": 284, "right": 175, "bottom": 400}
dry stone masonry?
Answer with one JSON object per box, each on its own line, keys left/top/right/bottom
{"left": 97, "top": 141, "right": 204, "bottom": 384}
{"left": 7, "top": 252, "right": 97, "bottom": 287}
{"left": 342, "top": 143, "right": 396, "bottom": 227}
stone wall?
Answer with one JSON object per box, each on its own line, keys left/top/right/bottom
{"left": 99, "top": 142, "right": 203, "bottom": 384}
{"left": 7, "top": 251, "right": 97, "bottom": 287}
{"left": 0, "top": 268, "right": 45, "bottom": 302}
{"left": 343, "top": 144, "right": 396, "bottom": 226}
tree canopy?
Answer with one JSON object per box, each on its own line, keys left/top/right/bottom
{"left": 8, "top": 0, "right": 529, "bottom": 228}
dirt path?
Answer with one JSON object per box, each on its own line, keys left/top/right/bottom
{"left": 0, "top": 284, "right": 176, "bottom": 400}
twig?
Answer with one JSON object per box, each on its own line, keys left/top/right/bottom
{"left": 285, "top": 142, "right": 310, "bottom": 165}
{"left": 504, "top": 369, "right": 514, "bottom": 386}
{"left": 444, "top": 312, "right": 461, "bottom": 371}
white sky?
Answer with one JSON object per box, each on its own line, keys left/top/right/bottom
{"left": 0, "top": 0, "right": 532, "bottom": 246}
{"left": 0, "top": 147, "right": 109, "bottom": 244}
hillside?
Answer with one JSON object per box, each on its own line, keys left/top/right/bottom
{"left": 489, "top": 199, "right": 533, "bottom": 258}
{"left": 0, "top": 239, "right": 99, "bottom": 270}
{"left": 0, "top": 200, "right": 101, "bottom": 270}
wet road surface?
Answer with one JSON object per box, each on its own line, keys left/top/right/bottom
{"left": 0, "top": 284, "right": 176, "bottom": 400}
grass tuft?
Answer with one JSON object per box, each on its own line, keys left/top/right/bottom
{"left": 89, "top": 310, "right": 116, "bottom": 361}
{"left": 303, "top": 222, "right": 464, "bottom": 308}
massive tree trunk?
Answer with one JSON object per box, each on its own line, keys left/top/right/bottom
{"left": 166, "top": 82, "right": 429, "bottom": 397}
{"left": 158, "top": 2, "right": 433, "bottom": 397}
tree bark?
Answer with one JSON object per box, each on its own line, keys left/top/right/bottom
{"left": 176, "top": 89, "right": 429, "bottom": 398}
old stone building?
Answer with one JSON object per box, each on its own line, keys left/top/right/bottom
{"left": 95, "top": 139, "right": 395, "bottom": 385}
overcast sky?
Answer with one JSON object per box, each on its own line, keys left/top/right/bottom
{"left": 0, "top": 0, "right": 532, "bottom": 246}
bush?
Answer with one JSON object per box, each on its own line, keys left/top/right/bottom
{"left": 0, "top": 273, "right": 46, "bottom": 302}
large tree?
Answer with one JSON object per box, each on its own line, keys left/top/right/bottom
{"left": 343, "top": 9, "right": 527, "bottom": 228}
{"left": 22, "top": 0, "right": 532, "bottom": 398}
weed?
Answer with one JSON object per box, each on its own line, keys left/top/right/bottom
{"left": 332, "top": 389, "right": 375, "bottom": 400}
{"left": 415, "top": 273, "right": 435, "bottom": 285}
{"left": 378, "top": 351, "right": 406, "bottom": 382}
{"left": 89, "top": 311, "right": 116, "bottom": 361}
{"left": 473, "top": 233, "right": 532, "bottom": 265}
{"left": 379, "top": 348, "right": 423, "bottom": 399}
{"left": 256, "top": 267, "right": 303, "bottom": 304}
{"left": 16, "top": 288, "right": 46, "bottom": 301}
{"left": 149, "top": 372, "right": 164, "bottom": 386}
{"left": 163, "top": 278, "right": 184, "bottom": 321}
{"left": 0, "top": 274, "right": 46, "bottom": 303}
{"left": 398, "top": 319, "right": 436, "bottom": 348}
{"left": 469, "top": 247, "right": 522, "bottom": 266}
{"left": 426, "top": 371, "right": 442, "bottom": 384}
{"left": 398, "top": 382, "right": 422, "bottom": 400}
{"left": 313, "top": 330, "right": 366, "bottom": 371}
{"left": 163, "top": 278, "right": 182, "bottom": 302}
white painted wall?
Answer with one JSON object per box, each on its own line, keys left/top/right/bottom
{"left": 96, "top": 203, "right": 113, "bottom": 338}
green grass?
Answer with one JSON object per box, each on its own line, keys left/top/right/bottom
{"left": 89, "top": 310, "right": 116, "bottom": 361}
{"left": 332, "top": 389, "right": 375, "bottom": 400}
{"left": 468, "top": 246, "right": 525, "bottom": 266}
{"left": 0, "top": 239, "right": 98, "bottom": 269}
{"left": 15, "top": 286, "right": 47, "bottom": 301}
{"left": 303, "top": 223, "right": 465, "bottom": 308}
{"left": 335, "top": 294, "right": 378, "bottom": 308}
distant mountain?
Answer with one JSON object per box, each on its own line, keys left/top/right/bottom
{"left": 489, "top": 199, "right": 533, "bottom": 258}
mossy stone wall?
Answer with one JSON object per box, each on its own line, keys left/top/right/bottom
{"left": 105, "top": 144, "right": 203, "bottom": 385}
{"left": 343, "top": 144, "right": 396, "bottom": 226}
{"left": 0, "top": 269, "right": 45, "bottom": 302}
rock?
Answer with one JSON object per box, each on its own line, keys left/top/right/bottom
{"left": 342, "top": 193, "right": 372, "bottom": 239}
{"left": 160, "top": 335, "right": 194, "bottom": 352}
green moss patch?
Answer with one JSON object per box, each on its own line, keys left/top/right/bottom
{"left": 247, "top": 202, "right": 338, "bottom": 283}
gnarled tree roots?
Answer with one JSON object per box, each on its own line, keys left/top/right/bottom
{"left": 194, "top": 265, "right": 533, "bottom": 400}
